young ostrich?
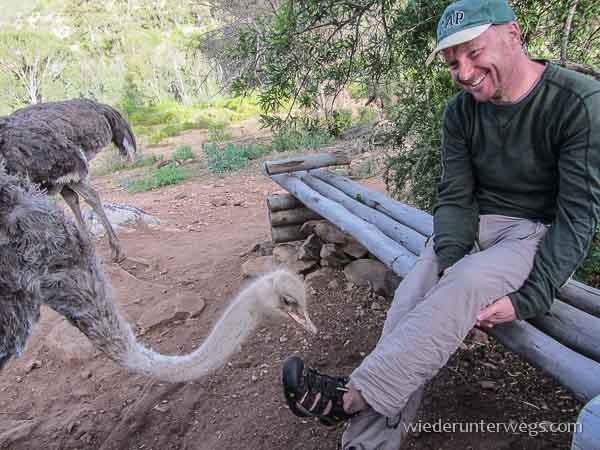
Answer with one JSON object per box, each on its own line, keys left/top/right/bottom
{"left": 0, "top": 99, "right": 137, "bottom": 262}
{"left": 0, "top": 168, "right": 317, "bottom": 381}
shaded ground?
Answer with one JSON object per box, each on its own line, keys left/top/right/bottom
{"left": 0, "top": 125, "right": 581, "bottom": 450}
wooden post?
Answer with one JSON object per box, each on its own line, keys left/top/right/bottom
{"left": 266, "top": 193, "right": 322, "bottom": 243}
{"left": 262, "top": 151, "right": 351, "bottom": 175}
{"left": 270, "top": 225, "right": 305, "bottom": 244}
{"left": 266, "top": 193, "right": 302, "bottom": 212}
{"left": 269, "top": 207, "right": 322, "bottom": 227}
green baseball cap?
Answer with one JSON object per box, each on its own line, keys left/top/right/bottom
{"left": 426, "top": 0, "right": 517, "bottom": 65}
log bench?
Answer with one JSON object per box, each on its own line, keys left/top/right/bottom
{"left": 262, "top": 153, "right": 600, "bottom": 408}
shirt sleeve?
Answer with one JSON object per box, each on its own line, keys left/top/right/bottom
{"left": 509, "top": 92, "right": 600, "bottom": 319}
{"left": 433, "top": 100, "right": 479, "bottom": 272}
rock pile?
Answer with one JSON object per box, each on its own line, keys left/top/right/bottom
{"left": 242, "top": 219, "right": 401, "bottom": 298}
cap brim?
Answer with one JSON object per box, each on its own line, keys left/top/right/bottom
{"left": 425, "top": 24, "right": 492, "bottom": 65}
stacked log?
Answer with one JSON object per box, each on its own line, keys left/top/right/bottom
{"left": 262, "top": 154, "right": 600, "bottom": 404}
{"left": 267, "top": 193, "right": 323, "bottom": 244}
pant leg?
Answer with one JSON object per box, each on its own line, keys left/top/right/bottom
{"left": 342, "top": 240, "right": 439, "bottom": 450}
{"left": 348, "top": 217, "right": 546, "bottom": 419}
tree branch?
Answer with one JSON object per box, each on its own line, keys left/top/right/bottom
{"left": 560, "top": 0, "right": 579, "bottom": 64}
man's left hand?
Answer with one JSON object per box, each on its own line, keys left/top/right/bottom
{"left": 476, "top": 296, "right": 517, "bottom": 328}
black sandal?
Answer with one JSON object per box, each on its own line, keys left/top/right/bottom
{"left": 282, "top": 355, "right": 356, "bottom": 426}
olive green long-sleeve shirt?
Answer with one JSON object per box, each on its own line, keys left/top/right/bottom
{"left": 433, "top": 62, "right": 600, "bottom": 319}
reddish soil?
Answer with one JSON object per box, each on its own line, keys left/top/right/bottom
{"left": 0, "top": 127, "right": 581, "bottom": 450}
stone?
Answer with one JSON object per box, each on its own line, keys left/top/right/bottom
{"left": 297, "top": 234, "right": 322, "bottom": 261}
{"left": 342, "top": 239, "right": 369, "bottom": 259}
{"left": 320, "top": 243, "right": 352, "bottom": 267}
{"left": 272, "top": 243, "right": 299, "bottom": 265}
{"left": 301, "top": 220, "right": 350, "bottom": 245}
{"left": 243, "top": 241, "right": 275, "bottom": 257}
{"left": 305, "top": 267, "right": 336, "bottom": 290}
{"left": 81, "top": 203, "right": 160, "bottom": 237}
{"left": 343, "top": 259, "right": 401, "bottom": 297}
{"left": 241, "top": 256, "right": 276, "bottom": 278}
{"left": 137, "top": 292, "right": 206, "bottom": 333}
{"left": 287, "top": 259, "right": 318, "bottom": 275}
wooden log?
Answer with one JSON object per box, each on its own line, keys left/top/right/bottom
{"left": 270, "top": 173, "right": 418, "bottom": 275}
{"left": 266, "top": 193, "right": 302, "bottom": 212}
{"left": 262, "top": 151, "right": 350, "bottom": 175}
{"left": 270, "top": 224, "right": 305, "bottom": 244}
{"left": 309, "top": 168, "right": 433, "bottom": 238}
{"left": 489, "top": 321, "right": 600, "bottom": 403}
{"left": 559, "top": 280, "right": 600, "bottom": 319}
{"left": 297, "top": 171, "right": 426, "bottom": 256}
{"left": 530, "top": 300, "right": 600, "bottom": 363}
{"left": 571, "top": 395, "right": 600, "bottom": 449}
{"left": 269, "top": 207, "right": 322, "bottom": 227}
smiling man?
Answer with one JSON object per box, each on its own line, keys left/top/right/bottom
{"left": 281, "top": 1, "right": 600, "bottom": 449}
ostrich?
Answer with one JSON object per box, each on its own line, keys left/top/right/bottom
{"left": 0, "top": 167, "right": 317, "bottom": 381}
{"left": 0, "top": 99, "right": 137, "bottom": 262}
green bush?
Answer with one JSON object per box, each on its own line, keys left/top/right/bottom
{"left": 172, "top": 145, "right": 195, "bottom": 161}
{"left": 356, "top": 107, "right": 378, "bottom": 126}
{"left": 122, "top": 165, "right": 190, "bottom": 193}
{"left": 204, "top": 142, "right": 271, "bottom": 174}
{"left": 93, "top": 149, "right": 163, "bottom": 176}
{"left": 576, "top": 229, "right": 600, "bottom": 288}
{"left": 270, "top": 127, "right": 333, "bottom": 152}
{"left": 208, "top": 123, "right": 232, "bottom": 142}
{"left": 327, "top": 108, "right": 353, "bottom": 136}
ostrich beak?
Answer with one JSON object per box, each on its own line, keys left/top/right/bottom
{"left": 288, "top": 312, "right": 318, "bottom": 334}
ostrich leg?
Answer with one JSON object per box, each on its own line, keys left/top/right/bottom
{"left": 71, "top": 180, "right": 125, "bottom": 262}
{"left": 61, "top": 186, "right": 87, "bottom": 232}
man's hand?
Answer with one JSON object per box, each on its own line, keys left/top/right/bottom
{"left": 476, "top": 296, "right": 517, "bottom": 328}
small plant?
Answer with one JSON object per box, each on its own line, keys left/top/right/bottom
{"left": 92, "top": 149, "right": 163, "bottom": 176}
{"left": 576, "top": 228, "right": 600, "bottom": 288}
{"left": 351, "top": 158, "right": 379, "bottom": 179}
{"left": 172, "top": 145, "right": 195, "bottom": 161}
{"left": 204, "top": 142, "right": 271, "bottom": 174}
{"left": 327, "top": 108, "right": 353, "bottom": 136}
{"left": 121, "top": 165, "right": 190, "bottom": 193}
{"left": 270, "top": 127, "right": 334, "bottom": 152}
{"left": 356, "top": 107, "right": 378, "bottom": 126}
{"left": 208, "top": 123, "right": 232, "bottom": 142}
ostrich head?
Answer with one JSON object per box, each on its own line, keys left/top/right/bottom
{"left": 251, "top": 269, "right": 317, "bottom": 334}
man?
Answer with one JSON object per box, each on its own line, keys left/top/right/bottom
{"left": 281, "top": 0, "right": 600, "bottom": 449}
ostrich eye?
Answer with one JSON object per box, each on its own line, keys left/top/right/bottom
{"left": 282, "top": 296, "right": 291, "bottom": 306}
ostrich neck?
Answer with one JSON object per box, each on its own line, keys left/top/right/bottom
{"left": 121, "top": 292, "right": 261, "bottom": 382}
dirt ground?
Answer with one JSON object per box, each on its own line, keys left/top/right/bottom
{"left": 0, "top": 125, "right": 582, "bottom": 450}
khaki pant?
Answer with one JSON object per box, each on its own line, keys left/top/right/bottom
{"left": 342, "top": 215, "right": 548, "bottom": 450}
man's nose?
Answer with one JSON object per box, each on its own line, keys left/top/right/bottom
{"left": 456, "top": 62, "right": 475, "bottom": 84}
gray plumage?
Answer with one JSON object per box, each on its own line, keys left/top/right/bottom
{"left": 0, "top": 99, "right": 137, "bottom": 262}
{"left": 0, "top": 167, "right": 316, "bottom": 380}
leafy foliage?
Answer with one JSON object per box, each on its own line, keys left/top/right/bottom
{"left": 204, "top": 142, "right": 271, "bottom": 174}
{"left": 121, "top": 165, "right": 191, "bottom": 193}
{"left": 172, "top": 145, "right": 195, "bottom": 161}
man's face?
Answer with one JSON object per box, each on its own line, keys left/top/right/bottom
{"left": 442, "top": 24, "right": 520, "bottom": 102}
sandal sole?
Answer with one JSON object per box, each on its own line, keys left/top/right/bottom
{"left": 282, "top": 356, "right": 312, "bottom": 418}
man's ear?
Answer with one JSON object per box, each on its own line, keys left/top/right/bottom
{"left": 505, "top": 21, "right": 523, "bottom": 47}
